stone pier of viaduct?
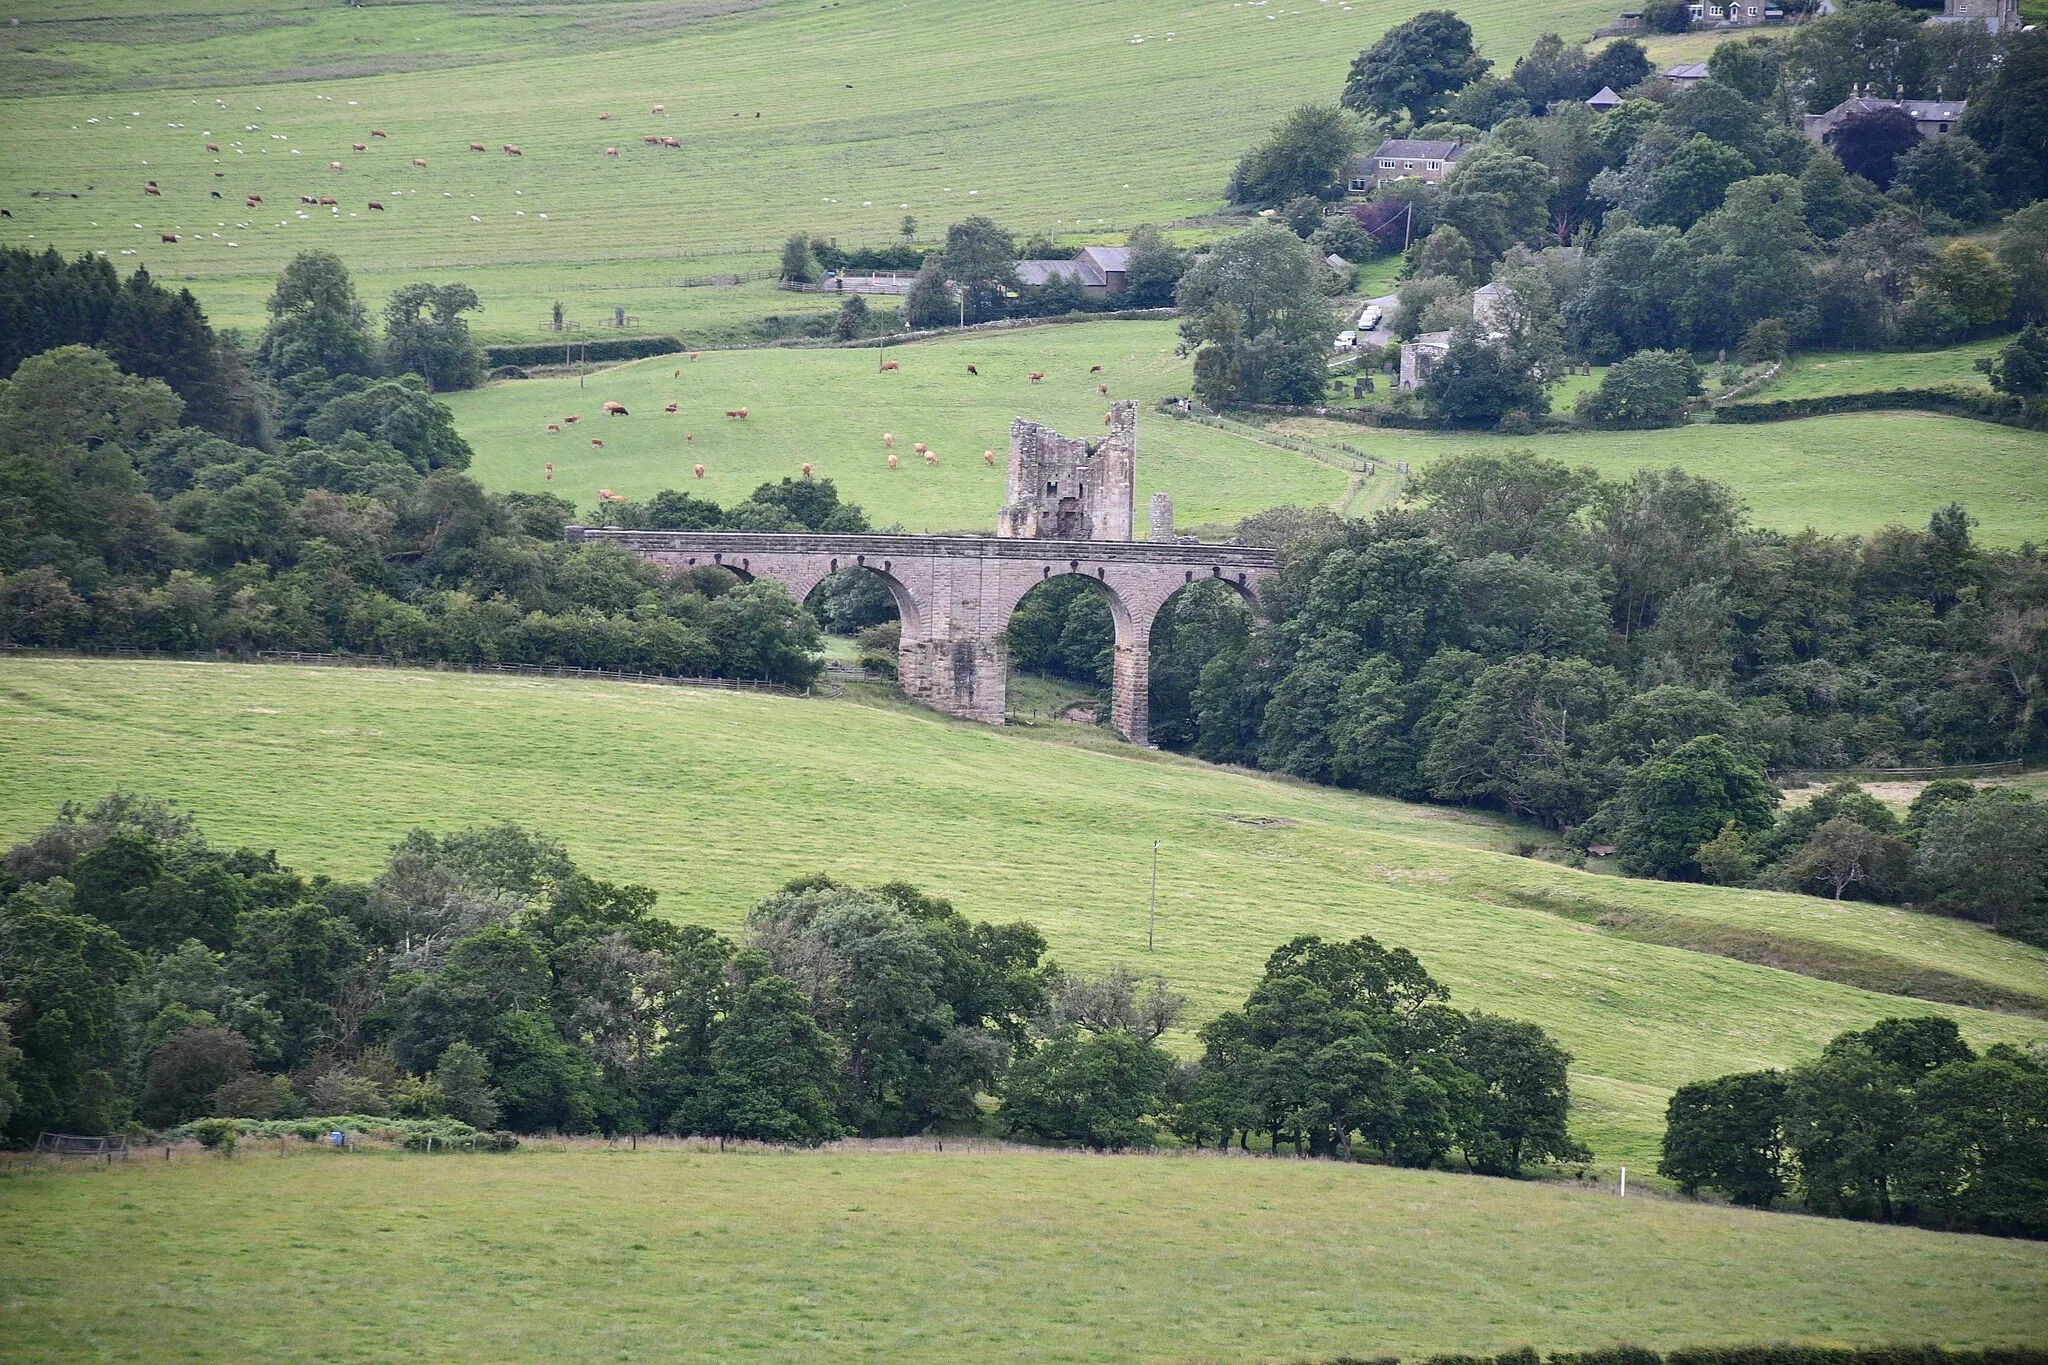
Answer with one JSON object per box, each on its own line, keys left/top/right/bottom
{"left": 565, "top": 529, "right": 1278, "bottom": 745}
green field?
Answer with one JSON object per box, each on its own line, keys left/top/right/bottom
{"left": 0, "top": 0, "right": 1615, "bottom": 342}
{"left": 4, "top": 1146, "right": 2046, "bottom": 1360}
{"left": 443, "top": 321, "right": 1351, "bottom": 530}
{"left": 1770, "top": 341, "right": 2005, "bottom": 400}
{"left": 5, "top": 657, "right": 2045, "bottom": 1170}
{"left": 1275, "top": 410, "right": 2048, "bottom": 545}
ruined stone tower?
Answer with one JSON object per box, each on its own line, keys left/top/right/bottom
{"left": 997, "top": 399, "right": 1136, "bottom": 542}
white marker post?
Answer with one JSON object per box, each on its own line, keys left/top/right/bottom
{"left": 1619, "top": 1165, "right": 1627, "bottom": 1198}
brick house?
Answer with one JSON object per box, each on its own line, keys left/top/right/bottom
{"left": 1350, "top": 139, "right": 1468, "bottom": 194}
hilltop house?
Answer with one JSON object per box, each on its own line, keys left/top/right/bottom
{"left": 1802, "top": 86, "right": 1967, "bottom": 142}
{"left": 1350, "top": 138, "right": 1468, "bottom": 193}
{"left": 1930, "top": 0, "right": 2021, "bottom": 32}
{"left": 1013, "top": 244, "right": 1132, "bottom": 299}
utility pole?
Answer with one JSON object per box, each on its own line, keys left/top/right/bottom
{"left": 1148, "top": 840, "right": 1159, "bottom": 952}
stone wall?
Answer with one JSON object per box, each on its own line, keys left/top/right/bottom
{"left": 997, "top": 401, "right": 1136, "bottom": 542}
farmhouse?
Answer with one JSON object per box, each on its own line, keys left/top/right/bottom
{"left": 1013, "top": 245, "right": 1131, "bottom": 298}
{"left": 1802, "top": 87, "right": 1967, "bottom": 143}
{"left": 1350, "top": 139, "right": 1468, "bottom": 193}
{"left": 1929, "top": 0, "right": 2021, "bottom": 32}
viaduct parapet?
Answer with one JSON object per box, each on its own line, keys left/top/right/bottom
{"left": 567, "top": 528, "right": 1277, "bottom": 745}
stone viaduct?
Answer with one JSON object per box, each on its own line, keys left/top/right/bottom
{"left": 568, "top": 402, "right": 1278, "bottom": 746}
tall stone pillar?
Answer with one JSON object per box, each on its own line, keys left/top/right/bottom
{"left": 1148, "top": 492, "right": 1174, "bottom": 543}
{"left": 1109, "top": 615, "right": 1151, "bottom": 746}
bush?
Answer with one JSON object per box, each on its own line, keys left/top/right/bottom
{"left": 1577, "top": 349, "right": 1702, "bottom": 426}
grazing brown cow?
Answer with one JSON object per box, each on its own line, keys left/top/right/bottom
{"left": 966, "top": 364, "right": 978, "bottom": 375}
{"left": 599, "top": 113, "right": 612, "bottom": 121}
{"left": 371, "top": 129, "right": 387, "bottom": 138}
{"left": 602, "top": 401, "right": 627, "bottom": 415}
{"left": 643, "top": 135, "right": 659, "bottom": 144}
{"left": 212, "top": 190, "right": 223, "bottom": 198}
{"left": 801, "top": 463, "right": 812, "bottom": 478}
{"left": 414, "top": 158, "right": 427, "bottom": 167}
{"left": 547, "top": 424, "right": 560, "bottom": 432}
{"left": 599, "top": 488, "right": 618, "bottom": 500}
{"left": 1028, "top": 371, "right": 1044, "bottom": 382}
{"left": 913, "top": 442, "right": 928, "bottom": 455}
{"left": 738, "top": 407, "right": 748, "bottom": 419}
{"left": 368, "top": 201, "right": 385, "bottom": 210}
{"left": 352, "top": 143, "right": 366, "bottom": 152}
{"left": 329, "top": 161, "right": 343, "bottom": 170}
{"left": 1097, "top": 383, "right": 1108, "bottom": 395}
{"left": 504, "top": 146, "right": 522, "bottom": 156}
{"left": 887, "top": 453, "right": 898, "bottom": 469}
{"left": 984, "top": 450, "right": 996, "bottom": 465}
{"left": 301, "top": 195, "right": 318, "bottom": 204}
{"left": 206, "top": 141, "right": 220, "bottom": 152}
{"left": 882, "top": 433, "right": 893, "bottom": 448}
{"left": 879, "top": 360, "right": 900, "bottom": 372}
{"left": 689, "top": 352, "right": 700, "bottom": 361}
{"left": 470, "top": 142, "right": 486, "bottom": 151}
{"left": 661, "top": 136, "right": 679, "bottom": 148}
{"left": 652, "top": 104, "right": 667, "bottom": 115}
{"left": 686, "top": 433, "right": 693, "bottom": 442}
{"left": 724, "top": 409, "right": 740, "bottom": 419}
{"left": 144, "top": 184, "right": 161, "bottom": 195}
{"left": 673, "top": 369, "right": 680, "bottom": 377}
{"left": 664, "top": 403, "right": 678, "bottom": 413}
{"left": 161, "top": 233, "right": 179, "bottom": 242}
{"left": 246, "top": 193, "right": 263, "bottom": 204}
{"left": 694, "top": 464, "right": 705, "bottom": 478}
{"left": 591, "top": 439, "right": 603, "bottom": 447}
{"left": 565, "top": 414, "right": 580, "bottom": 424}
{"left": 1089, "top": 364, "right": 1102, "bottom": 373}
{"left": 545, "top": 463, "right": 553, "bottom": 480}
{"left": 924, "top": 451, "right": 937, "bottom": 465}
{"left": 605, "top": 147, "right": 619, "bottom": 156}
{"left": 319, "top": 197, "right": 337, "bottom": 206}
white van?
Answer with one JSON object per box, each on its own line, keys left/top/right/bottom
{"left": 1334, "top": 330, "right": 1358, "bottom": 351}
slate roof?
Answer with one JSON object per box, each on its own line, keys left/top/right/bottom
{"left": 1664, "top": 62, "right": 1710, "bottom": 80}
{"left": 1830, "top": 96, "right": 1966, "bottom": 121}
{"left": 1587, "top": 85, "right": 1623, "bottom": 109}
{"left": 1015, "top": 259, "right": 1088, "bottom": 287}
{"left": 1075, "top": 245, "right": 1131, "bottom": 275}
{"left": 1373, "top": 138, "right": 1466, "bottom": 160}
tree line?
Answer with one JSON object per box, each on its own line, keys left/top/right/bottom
{"left": 0, "top": 249, "right": 839, "bottom": 684}
{"left": 1661, "top": 1015, "right": 2048, "bottom": 1238}
{"left": 1017, "top": 455, "right": 2048, "bottom": 943}
{"left": 0, "top": 793, "right": 1586, "bottom": 1174}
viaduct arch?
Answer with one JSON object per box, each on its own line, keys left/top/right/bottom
{"left": 568, "top": 402, "right": 1278, "bottom": 745}
{"left": 565, "top": 528, "right": 1275, "bottom": 745}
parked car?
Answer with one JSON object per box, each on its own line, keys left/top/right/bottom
{"left": 1358, "top": 305, "right": 1382, "bottom": 331}
{"left": 1334, "top": 330, "right": 1358, "bottom": 351}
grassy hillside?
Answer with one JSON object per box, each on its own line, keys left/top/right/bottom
{"left": 0, "top": 0, "right": 1615, "bottom": 342}
{"left": 442, "top": 321, "right": 1350, "bottom": 530}
{"left": 1769, "top": 341, "right": 2005, "bottom": 400}
{"left": 1273, "top": 410, "right": 2048, "bottom": 545}
{"left": 4, "top": 1147, "right": 2046, "bottom": 1360}
{"left": 4, "top": 657, "right": 2044, "bottom": 1169}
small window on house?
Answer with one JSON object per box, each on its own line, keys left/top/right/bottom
{"left": 1046, "top": 481, "right": 1057, "bottom": 495}
{"left": 1379, "top": 159, "right": 1396, "bottom": 169}
{"left": 1426, "top": 160, "right": 1440, "bottom": 170}
{"left": 1939, "top": 122, "right": 1950, "bottom": 132}
{"left": 1350, "top": 178, "right": 1368, "bottom": 191}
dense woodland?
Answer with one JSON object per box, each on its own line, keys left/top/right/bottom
{"left": 1026, "top": 464, "right": 2048, "bottom": 942}
{"left": 0, "top": 248, "right": 836, "bottom": 684}
{"left": 0, "top": 794, "right": 1584, "bottom": 1181}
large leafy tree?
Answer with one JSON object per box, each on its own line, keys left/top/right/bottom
{"left": 256, "top": 250, "right": 376, "bottom": 381}
{"left": 1342, "top": 9, "right": 1491, "bottom": 126}
{"left": 1660, "top": 1070, "right": 1790, "bottom": 1206}
{"left": 1175, "top": 224, "right": 1331, "bottom": 406}
{"left": 939, "top": 215, "right": 1018, "bottom": 324}
{"left": 1454, "top": 1014, "right": 1587, "bottom": 1176}
{"left": 1229, "top": 104, "right": 1359, "bottom": 207}
{"left": 1827, "top": 108, "right": 1922, "bottom": 191}
{"left": 708, "top": 974, "right": 846, "bottom": 1145}
{"left": 1613, "top": 734, "right": 1778, "bottom": 880}
{"left": 0, "top": 884, "right": 139, "bottom": 1143}
{"left": 999, "top": 1025, "right": 1172, "bottom": 1150}
{"left": 1960, "top": 28, "right": 2048, "bottom": 206}
{"left": 382, "top": 282, "right": 485, "bottom": 393}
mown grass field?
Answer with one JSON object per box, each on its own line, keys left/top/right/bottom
{"left": 442, "top": 321, "right": 1351, "bottom": 530}
{"left": 0, "top": 0, "right": 1616, "bottom": 342}
{"left": 4, "top": 1146, "right": 2046, "bottom": 1361}
{"left": 1273, "top": 410, "right": 2048, "bottom": 545}
{"left": 1769, "top": 341, "right": 2004, "bottom": 400}
{"left": 4, "top": 657, "right": 2045, "bottom": 1170}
